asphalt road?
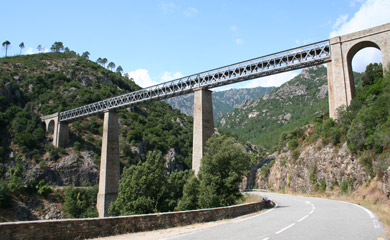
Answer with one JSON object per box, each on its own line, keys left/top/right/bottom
{"left": 162, "top": 192, "right": 388, "bottom": 240}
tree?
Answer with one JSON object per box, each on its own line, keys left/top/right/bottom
{"left": 2, "top": 40, "right": 11, "bottom": 57}
{"left": 50, "top": 41, "right": 64, "bottom": 52}
{"left": 109, "top": 151, "right": 169, "bottom": 216}
{"left": 37, "top": 45, "right": 42, "bottom": 53}
{"left": 81, "top": 51, "right": 90, "bottom": 60}
{"left": 197, "top": 135, "right": 251, "bottom": 208}
{"left": 362, "top": 63, "right": 383, "bottom": 86}
{"left": 101, "top": 58, "right": 107, "bottom": 67}
{"left": 107, "top": 62, "right": 115, "bottom": 71}
{"left": 19, "top": 42, "right": 25, "bottom": 55}
{"left": 116, "top": 65, "right": 123, "bottom": 74}
{"left": 96, "top": 57, "right": 102, "bottom": 65}
{"left": 176, "top": 174, "right": 199, "bottom": 210}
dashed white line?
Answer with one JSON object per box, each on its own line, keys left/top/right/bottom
{"left": 275, "top": 223, "right": 295, "bottom": 234}
{"left": 298, "top": 214, "right": 309, "bottom": 222}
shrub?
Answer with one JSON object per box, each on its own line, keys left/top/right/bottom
{"left": 0, "top": 180, "right": 11, "bottom": 208}
{"left": 37, "top": 180, "right": 52, "bottom": 196}
{"left": 341, "top": 180, "right": 349, "bottom": 193}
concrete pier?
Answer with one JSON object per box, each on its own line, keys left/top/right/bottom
{"left": 192, "top": 88, "right": 214, "bottom": 175}
{"left": 97, "top": 111, "right": 120, "bottom": 217}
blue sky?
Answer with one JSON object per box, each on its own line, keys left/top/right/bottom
{"left": 1, "top": 0, "right": 389, "bottom": 90}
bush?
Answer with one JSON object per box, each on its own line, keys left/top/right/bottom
{"left": 37, "top": 180, "right": 52, "bottom": 197}
{"left": 0, "top": 180, "right": 11, "bottom": 208}
{"left": 176, "top": 175, "right": 199, "bottom": 211}
{"left": 63, "top": 185, "right": 98, "bottom": 218}
{"left": 341, "top": 180, "right": 349, "bottom": 193}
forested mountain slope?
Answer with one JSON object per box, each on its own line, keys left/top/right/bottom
{"left": 165, "top": 86, "right": 274, "bottom": 120}
{"left": 0, "top": 52, "right": 193, "bottom": 221}
{"left": 216, "top": 66, "right": 362, "bottom": 150}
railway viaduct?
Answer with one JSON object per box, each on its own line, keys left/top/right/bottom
{"left": 41, "top": 23, "right": 390, "bottom": 217}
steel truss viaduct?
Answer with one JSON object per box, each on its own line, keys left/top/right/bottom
{"left": 59, "top": 40, "right": 331, "bottom": 122}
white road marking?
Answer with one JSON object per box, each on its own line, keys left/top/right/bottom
{"left": 342, "top": 201, "right": 382, "bottom": 231}
{"left": 275, "top": 223, "right": 295, "bottom": 234}
{"left": 298, "top": 214, "right": 309, "bottom": 222}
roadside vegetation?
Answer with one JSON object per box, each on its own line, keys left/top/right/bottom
{"left": 110, "top": 135, "right": 252, "bottom": 215}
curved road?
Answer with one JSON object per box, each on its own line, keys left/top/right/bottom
{"left": 162, "top": 192, "right": 387, "bottom": 240}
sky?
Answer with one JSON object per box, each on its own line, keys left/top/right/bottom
{"left": 1, "top": 0, "right": 389, "bottom": 90}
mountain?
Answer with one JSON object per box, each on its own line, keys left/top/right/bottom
{"left": 216, "top": 66, "right": 362, "bottom": 150}
{"left": 0, "top": 52, "right": 193, "bottom": 221}
{"left": 165, "top": 86, "right": 275, "bottom": 120}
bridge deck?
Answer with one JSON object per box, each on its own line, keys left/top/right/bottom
{"left": 59, "top": 40, "right": 330, "bottom": 122}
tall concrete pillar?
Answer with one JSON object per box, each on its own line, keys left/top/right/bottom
{"left": 57, "top": 122, "right": 69, "bottom": 147}
{"left": 97, "top": 110, "right": 120, "bottom": 217}
{"left": 192, "top": 88, "right": 214, "bottom": 175}
{"left": 327, "top": 37, "right": 355, "bottom": 119}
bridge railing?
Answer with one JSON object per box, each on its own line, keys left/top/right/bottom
{"left": 59, "top": 40, "right": 330, "bottom": 122}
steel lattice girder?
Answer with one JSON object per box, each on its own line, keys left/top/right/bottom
{"left": 59, "top": 40, "right": 330, "bottom": 122}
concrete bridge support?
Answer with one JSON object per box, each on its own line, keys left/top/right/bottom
{"left": 97, "top": 110, "right": 120, "bottom": 217}
{"left": 41, "top": 113, "right": 69, "bottom": 147}
{"left": 327, "top": 23, "right": 390, "bottom": 119}
{"left": 192, "top": 88, "right": 214, "bottom": 175}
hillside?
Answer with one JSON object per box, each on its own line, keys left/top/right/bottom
{"left": 216, "top": 66, "right": 362, "bottom": 150}
{"left": 250, "top": 63, "right": 390, "bottom": 234}
{"left": 0, "top": 52, "right": 193, "bottom": 221}
{"left": 165, "top": 86, "right": 274, "bottom": 120}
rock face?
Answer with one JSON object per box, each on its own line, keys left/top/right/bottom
{"left": 256, "top": 141, "right": 368, "bottom": 193}
{"left": 383, "top": 167, "right": 390, "bottom": 198}
{"left": 24, "top": 150, "right": 99, "bottom": 186}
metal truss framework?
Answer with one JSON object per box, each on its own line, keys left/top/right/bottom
{"left": 60, "top": 40, "right": 331, "bottom": 122}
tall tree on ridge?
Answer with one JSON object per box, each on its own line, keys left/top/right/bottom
{"left": 116, "top": 65, "right": 123, "bottom": 74}
{"left": 107, "top": 62, "right": 115, "bottom": 71}
{"left": 2, "top": 40, "right": 11, "bottom": 57}
{"left": 101, "top": 58, "right": 107, "bottom": 67}
{"left": 19, "top": 42, "right": 25, "bottom": 55}
{"left": 50, "top": 41, "right": 64, "bottom": 52}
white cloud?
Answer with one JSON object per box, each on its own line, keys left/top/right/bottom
{"left": 161, "top": 72, "right": 184, "bottom": 82}
{"left": 331, "top": 14, "right": 349, "bottom": 31}
{"left": 330, "top": 0, "right": 390, "bottom": 37}
{"left": 127, "top": 69, "right": 160, "bottom": 88}
{"left": 352, "top": 47, "right": 382, "bottom": 72}
{"left": 25, "top": 46, "right": 49, "bottom": 55}
{"left": 159, "top": 2, "right": 178, "bottom": 14}
{"left": 184, "top": 7, "right": 198, "bottom": 17}
{"left": 235, "top": 38, "right": 244, "bottom": 45}
{"left": 350, "top": 0, "right": 365, "bottom": 7}
{"left": 330, "top": 0, "right": 390, "bottom": 71}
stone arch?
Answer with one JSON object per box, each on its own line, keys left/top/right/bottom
{"left": 327, "top": 23, "right": 390, "bottom": 119}
{"left": 345, "top": 40, "right": 382, "bottom": 98}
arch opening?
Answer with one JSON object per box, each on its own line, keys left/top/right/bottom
{"left": 47, "top": 120, "right": 55, "bottom": 134}
{"left": 346, "top": 41, "right": 383, "bottom": 97}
